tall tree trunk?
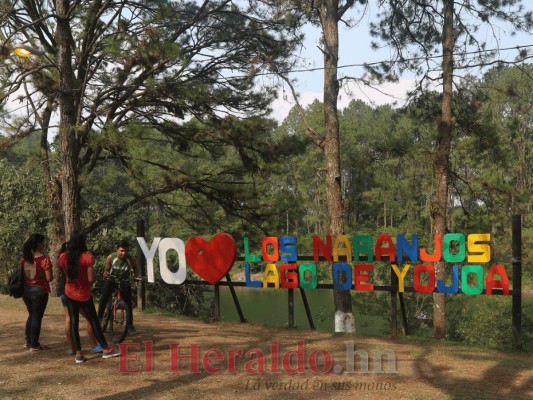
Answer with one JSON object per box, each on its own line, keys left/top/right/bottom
{"left": 40, "top": 102, "right": 65, "bottom": 295}
{"left": 321, "top": 0, "right": 354, "bottom": 333}
{"left": 431, "top": 0, "right": 454, "bottom": 339}
{"left": 49, "top": 0, "right": 81, "bottom": 294}
{"left": 56, "top": 0, "right": 81, "bottom": 237}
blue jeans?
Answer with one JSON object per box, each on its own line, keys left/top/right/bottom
{"left": 22, "top": 286, "right": 49, "bottom": 348}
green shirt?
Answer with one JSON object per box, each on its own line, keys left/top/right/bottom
{"left": 109, "top": 255, "right": 133, "bottom": 283}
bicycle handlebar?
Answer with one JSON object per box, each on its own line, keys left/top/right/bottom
{"left": 107, "top": 274, "right": 145, "bottom": 283}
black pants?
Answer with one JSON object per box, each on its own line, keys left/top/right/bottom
{"left": 65, "top": 295, "right": 109, "bottom": 352}
{"left": 22, "top": 286, "right": 49, "bottom": 347}
{"left": 97, "top": 280, "right": 134, "bottom": 327}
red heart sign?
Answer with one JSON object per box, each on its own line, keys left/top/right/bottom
{"left": 185, "top": 233, "right": 237, "bottom": 284}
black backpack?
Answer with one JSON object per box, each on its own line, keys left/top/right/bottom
{"left": 8, "top": 266, "right": 25, "bottom": 298}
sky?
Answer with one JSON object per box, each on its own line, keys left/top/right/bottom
{"left": 3, "top": 3, "right": 531, "bottom": 126}
{"left": 269, "top": 5, "right": 533, "bottom": 123}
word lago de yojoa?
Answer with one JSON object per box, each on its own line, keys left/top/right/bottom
{"left": 136, "top": 233, "right": 511, "bottom": 295}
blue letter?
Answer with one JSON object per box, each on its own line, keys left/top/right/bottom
{"left": 279, "top": 236, "right": 298, "bottom": 262}
{"left": 436, "top": 265, "right": 459, "bottom": 294}
{"left": 245, "top": 263, "right": 262, "bottom": 288}
{"left": 396, "top": 234, "right": 418, "bottom": 262}
{"left": 333, "top": 263, "right": 352, "bottom": 291}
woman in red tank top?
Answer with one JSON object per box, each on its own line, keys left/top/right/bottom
{"left": 21, "top": 233, "right": 53, "bottom": 351}
{"left": 59, "top": 233, "right": 120, "bottom": 363}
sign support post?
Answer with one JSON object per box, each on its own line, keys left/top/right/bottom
{"left": 512, "top": 215, "right": 522, "bottom": 350}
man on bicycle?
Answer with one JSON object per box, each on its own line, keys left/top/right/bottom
{"left": 97, "top": 240, "right": 141, "bottom": 336}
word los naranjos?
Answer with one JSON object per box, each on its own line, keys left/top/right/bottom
{"left": 137, "top": 233, "right": 510, "bottom": 295}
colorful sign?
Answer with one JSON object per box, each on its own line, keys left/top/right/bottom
{"left": 137, "top": 232, "right": 510, "bottom": 295}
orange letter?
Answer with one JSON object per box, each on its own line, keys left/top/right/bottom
{"left": 420, "top": 234, "right": 442, "bottom": 262}
{"left": 262, "top": 237, "right": 279, "bottom": 262}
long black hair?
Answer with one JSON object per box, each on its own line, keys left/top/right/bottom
{"left": 22, "top": 233, "right": 45, "bottom": 263}
{"left": 66, "top": 233, "right": 88, "bottom": 281}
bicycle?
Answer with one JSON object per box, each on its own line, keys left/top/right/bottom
{"left": 101, "top": 275, "right": 140, "bottom": 343}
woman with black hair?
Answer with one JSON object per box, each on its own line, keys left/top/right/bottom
{"left": 58, "top": 233, "right": 120, "bottom": 364}
{"left": 20, "top": 233, "right": 53, "bottom": 351}
{"left": 58, "top": 242, "right": 101, "bottom": 356}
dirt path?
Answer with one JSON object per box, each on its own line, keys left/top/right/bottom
{"left": 0, "top": 295, "right": 531, "bottom": 400}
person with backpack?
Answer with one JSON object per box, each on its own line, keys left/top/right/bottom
{"left": 20, "top": 233, "right": 53, "bottom": 351}
{"left": 97, "top": 239, "right": 141, "bottom": 336}
{"left": 58, "top": 233, "right": 120, "bottom": 363}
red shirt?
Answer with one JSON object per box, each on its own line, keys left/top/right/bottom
{"left": 19, "top": 255, "right": 52, "bottom": 293}
{"left": 58, "top": 252, "right": 95, "bottom": 302}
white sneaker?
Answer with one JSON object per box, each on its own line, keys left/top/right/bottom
{"left": 102, "top": 347, "right": 120, "bottom": 359}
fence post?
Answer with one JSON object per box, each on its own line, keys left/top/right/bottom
{"left": 299, "top": 288, "right": 316, "bottom": 330}
{"left": 512, "top": 215, "right": 522, "bottom": 350}
{"left": 213, "top": 284, "right": 220, "bottom": 321}
{"left": 136, "top": 219, "right": 146, "bottom": 311}
{"left": 225, "top": 273, "right": 246, "bottom": 323}
{"left": 391, "top": 265, "right": 398, "bottom": 340}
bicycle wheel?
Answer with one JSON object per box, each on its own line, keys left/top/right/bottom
{"left": 109, "top": 300, "right": 131, "bottom": 343}
{"left": 101, "top": 300, "right": 112, "bottom": 333}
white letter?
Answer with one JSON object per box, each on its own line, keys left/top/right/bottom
{"left": 136, "top": 237, "right": 161, "bottom": 283}
{"left": 158, "top": 238, "right": 187, "bottom": 285}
